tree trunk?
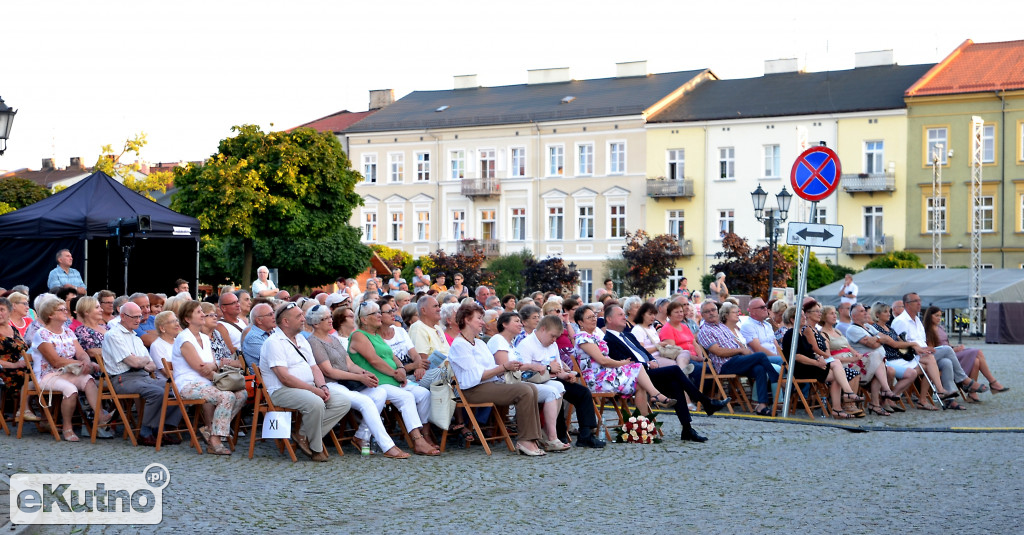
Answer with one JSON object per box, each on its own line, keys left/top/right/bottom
{"left": 242, "top": 238, "right": 254, "bottom": 289}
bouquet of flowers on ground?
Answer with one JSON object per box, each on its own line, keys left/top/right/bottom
{"left": 614, "top": 408, "right": 662, "bottom": 444}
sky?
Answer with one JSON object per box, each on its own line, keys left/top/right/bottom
{"left": 2, "top": 0, "right": 1021, "bottom": 173}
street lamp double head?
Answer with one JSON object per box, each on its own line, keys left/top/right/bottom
{"left": 0, "top": 96, "right": 17, "bottom": 156}
{"left": 751, "top": 184, "right": 792, "bottom": 298}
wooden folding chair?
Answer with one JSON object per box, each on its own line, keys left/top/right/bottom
{"left": 439, "top": 373, "right": 514, "bottom": 455}
{"left": 772, "top": 360, "right": 826, "bottom": 419}
{"left": 567, "top": 353, "right": 629, "bottom": 442}
{"left": 17, "top": 353, "right": 64, "bottom": 441}
{"left": 92, "top": 357, "right": 143, "bottom": 446}
{"left": 156, "top": 359, "right": 205, "bottom": 454}
{"left": 0, "top": 387, "right": 9, "bottom": 435}
{"left": 247, "top": 366, "right": 344, "bottom": 461}
{"left": 698, "top": 354, "right": 753, "bottom": 413}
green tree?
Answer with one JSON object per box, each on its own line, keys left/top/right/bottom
{"left": 427, "top": 249, "right": 492, "bottom": 292}
{"left": 488, "top": 250, "right": 531, "bottom": 297}
{"left": 371, "top": 244, "right": 413, "bottom": 273}
{"left": 93, "top": 133, "right": 172, "bottom": 201}
{"left": 779, "top": 245, "right": 834, "bottom": 291}
{"left": 0, "top": 201, "right": 14, "bottom": 216}
{"left": 172, "top": 125, "right": 368, "bottom": 288}
{"left": 864, "top": 251, "right": 925, "bottom": 269}
{"left": 0, "top": 176, "right": 50, "bottom": 208}
{"left": 620, "top": 230, "right": 683, "bottom": 298}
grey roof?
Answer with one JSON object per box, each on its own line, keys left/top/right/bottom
{"left": 649, "top": 64, "right": 935, "bottom": 123}
{"left": 344, "top": 70, "right": 710, "bottom": 133}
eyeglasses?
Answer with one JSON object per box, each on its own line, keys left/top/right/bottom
{"left": 751, "top": 305, "right": 768, "bottom": 310}
{"left": 122, "top": 313, "right": 142, "bottom": 320}
{"left": 906, "top": 299, "right": 921, "bottom": 304}
{"left": 222, "top": 300, "right": 239, "bottom": 306}
{"left": 56, "top": 307, "right": 68, "bottom": 312}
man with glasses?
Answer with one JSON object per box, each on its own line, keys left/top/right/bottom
{"left": 740, "top": 298, "right": 784, "bottom": 366}
{"left": 95, "top": 290, "right": 117, "bottom": 324}
{"left": 217, "top": 292, "right": 247, "bottom": 352}
{"left": 697, "top": 301, "right": 778, "bottom": 417}
{"left": 103, "top": 302, "right": 182, "bottom": 446}
{"left": 241, "top": 303, "right": 276, "bottom": 372}
{"left": 891, "top": 292, "right": 969, "bottom": 398}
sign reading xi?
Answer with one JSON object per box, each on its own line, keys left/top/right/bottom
{"left": 790, "top": 146, "right": 841, "bottom": 202}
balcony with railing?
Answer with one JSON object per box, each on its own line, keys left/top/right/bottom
{"left": 842, "top": 235, "right": 894, "bottom": 255}
{"left": 646, "top": 178, "right": 695, "bottom": 199}
{"left": 461, "top": 178, "right": 500, "bottom": 197}
{"left": 672, "top": 238, "right": 694, "bottom": 256}
{"left": 458, "top": 238, "right": 501, "bottom": 257}
{"left": 841, "top": 172, "right": 896, "bottom": 193}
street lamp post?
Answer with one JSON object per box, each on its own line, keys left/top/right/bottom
{"left": 751, "top": 184, "right": 792, "bottom": 299}
{"left": 0, "top": 96, "right": 17, "bottom": 156}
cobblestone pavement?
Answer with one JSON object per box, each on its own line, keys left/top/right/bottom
{"left": 3, "top": 341, "right": 1022, "bottom": 534}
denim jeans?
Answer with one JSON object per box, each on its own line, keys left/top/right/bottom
{"left": 719, "top": 352, "right": 779, "bottom": 404}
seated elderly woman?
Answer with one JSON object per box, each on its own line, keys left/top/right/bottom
{"left": 171, "top": 300, "right": 247, "bottom": 455}
{"left": 653, "top": 301, "right": 701, "bottom": 372}
{"left": 924, "top": 306, "right": 1007, "bottom": 401}
{"left": 440, "top": 302, "right": 461, "bottom": 345}
{"left": 377, "top": 300, "right": 435, "bottom": 445}
{"left": 818, "top": 305, "right": 863, "bottom": 417}
{"left": 845, "top": 303, "right": 912, "bottom": 416}
{"left": 347, "top": 301, "right": 439, "bottom": 455}
{"left": 29, "top": 295, "right": 111, "bottom": 441}
{"left": 199, "top": 302, "right": 245, "bottom": 370}
{"left": 0, "top": 296, "right": 36, "bottom": 422}
{"left": 148, "top": 310, "right": 179, "bottom": 379}
{"left": 8, "top": 291, "right": 33, "bottom": 339}
{"left": 448, "top": 302, "right": 547, "bottom": 456}
{"left": 306, "top": 304, "right": 411, "bottom": 459}
{"left": 512, "top": 304, "right": 541, "bottom": 346}
{"left": 489, "top": 311, "right": 570, "bottom": 452}
{"left": 868, "top": 303, "right": 947, "bottom": 411}
{"left": 73, "top": 296, "right": 107, "bottom": 361}
{"left": 621, "top": 296, "right": 643, "bottom": 331}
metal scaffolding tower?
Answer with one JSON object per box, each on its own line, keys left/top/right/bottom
{"left": 931, "top": 143, "right": 943, "bottom": 268}
{"left": 969, "top": 116, "right": 984, "bottom": 335}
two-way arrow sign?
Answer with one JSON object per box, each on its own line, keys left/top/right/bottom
{"left": 786, "top": 222, "right": 844, "bottom": 248}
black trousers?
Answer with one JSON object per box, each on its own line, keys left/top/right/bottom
{"left": 648, "top": 366, "right": 711, "bottom": 425}
{"left": 555, "top": 379, "right": 598, "bottom": 441}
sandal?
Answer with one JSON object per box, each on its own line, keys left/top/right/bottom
{"left": 880, "top": 391, "right": 902, "bottom": 401}
{"left": 939, "top": 391, "right": 959, "bottom": 400}
{"left": 412, "top": 433, "right": 441, "bottom": 456}
{"left": 841, "top": 391, "right": 864, "bottom": 403}
{"left": 945, "top": 400, "right": 966, "bottom": 411}
{"left": 867, "top": 404, "right": 891, "bottom": 416}
{"left": 650, "top": 394, "right": 677, "bottom": 409}
{"left": 198, "top": 426, "right": 212, "bottom": 445}
{"left": 754, "top": 406, "right": 771, "bottom": 416}
{"left": 830, "top": 409, "right": 855, "bottom": 420}
{"left": 207, "top": 442, "right": 232, "bottom": 455}
{"left": 62, "top": 428, "right": 80, "bottom": 442}
{"left": 914, "top": 401, "right": 939, "bottom": 411}
{"left": 885, "top": 403, "right": 905, "bottom": 413}
{"left": 966, "top": 392, "right": 982, "bottom": 403}
{"left": 990, "top": 383, "right": 1010, "bottom": 393}
{"left": 959, "top": 378, "right": 987, "bottom": 393}
{"left": 382, "top": 447, "right": 410, "bottom": 459}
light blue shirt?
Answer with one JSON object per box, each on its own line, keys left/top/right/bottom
{"left": 242, "top": 326, "right": 273, "bottom": 373}
{"left": 47, "top": 266, "right": 85, "bottom": 290}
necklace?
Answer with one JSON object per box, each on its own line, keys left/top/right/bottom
{"left": 460, "top": 332, "right": 475, "bottom": 346}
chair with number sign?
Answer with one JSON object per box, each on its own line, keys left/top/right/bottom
{"left": 247, "top": 365, "right": 344, "bottom": 461}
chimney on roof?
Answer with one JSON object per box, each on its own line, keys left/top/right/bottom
{"left": 454, "top": 74, "right": 479, "bottom": 89}
{"left": 616, "top": 60, "right": 647, "bottom": 78}
{"left": 528, "top": 67, "right": 571, "bottom": 85}
{"left": 764, "top": 58, "right": 802, "bottom": 75}
{"left": 69, "top": 157, "right": 84, "bottom": 170}
{"left": 368, "top": 89, "right": 394, "bottom": 111}
{"left": 41, "top": 158, "right": 55, "bottom": 170}
{"left": 855, "top": 49, "right": 895, "bottom": 68}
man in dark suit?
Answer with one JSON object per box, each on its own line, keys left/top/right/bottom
{"left": 602, "top": 305, "right": 729, "bottom": 443}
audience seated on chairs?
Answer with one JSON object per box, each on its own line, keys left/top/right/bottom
{"left": 845, "top": 304, "right": 909, "bottom": 416}
{"left": 260, "top": 302, "right": 351, "bottom": 462}
{"left": 0, "top": 296, "right": 36, "bottom": 423}
{"left": 696, "top": 302, "right": 778, "bottom": 417}
{"left": 923, "top": 306, "right": 1007, "bottom": 402}
{"left": 818, "top": 305, "right": 864, "bottom": 417}
{"left": 172, "top": 300, "right": 247, "bottom": 455}
{"left": 241, "top": 303, "right": 276, "bottom": 373}
{"left": 892, "top": 293, "right": 967, "bottom": 410}
{"left": 103, "top": 302, "right": 182, "bottom": 446}
{"left": 377, "top": 300, "right": 435, "bottom": 443}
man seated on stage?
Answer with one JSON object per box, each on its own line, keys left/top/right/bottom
{"left": 48, "top": 249, "right": 87, "bottom": 295}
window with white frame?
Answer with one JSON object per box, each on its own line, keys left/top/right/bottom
{"left": 609, "top": 142, "right": 626, "bottom": 174}
{"left": 668, "top": 268, "right": 685, "bottom": 295}
{"left": 414, "top": 152, "right": 430, "bottom": 182}
{"left": 479, "top": 149, "right": 496, "bottom": 179}
{"left": 389, "top": 211, "right": 404, "bottom": 242}
{"left": 415, "top": 210, "right": 430, "bottom": 241}
{"left": 450, "top": 150, "right": 466, "bottom": 179}
{"left": 865, "top": 141, "right": 884, "bottom": 175}
{"left": 548, "top": 145, "right": 564, "bottom": 176}
{"left": 547, "top": 206, "right": 564, "bottom": 240}
{"left": 927, "top": 127, "right": 948, "bottom": 165}
{"left": 718, "top": 209, "right": 734, "bottom": 237}
{"left": 763, "top": 145, "right": 780, "bottom": 177}
{"left": 480, "top": 209, "right": 496, "bottom": 241}
{"left": 579, "top": 269, "right": 593, "bottom": 304}
{"left": 667, "top": 149, "right": 685, "bottom": 179}
{"left": 362, "top": 154, "right": 378, "bottom": 184}
{"left": 975, "top": 196, "right": 995, "bottom": 232}
{"left": 511, "top": 208, "right": 527, "bottom": 241}
{"left": 451, "top": 210, "right": 466, "bottom": 240}
{"left": 926, "top": 196, "right": 947, "bottom": 232}
{"left": 388, "top": 153, "right": 404, "bottom": 183}
{"left": 982, "top": 124, "right": 995, "bottom": 163}
{"left": 510, "top": 147, "right": 526, "bottom": 178}
{"left": 864, "top": 206, "right": 883, "bottom": 241}
{"left": 577, "top": 144, "right": 594, "bottom": 176}
{"left": 362, "top": 211, "right": 377, "bottom": 242}
{"left": 719, "top": 147, "right": 735, "bottom": 179}
{"left": 609, "top": 204, "right": 626, "bottom": 238}
{"left": 815, "top": 207, "right": 827, "bottom": 225}
{"left": 577, "top": 205, "right": 594, "bottom": 239}
{"left": 667, "top": 210, "right": 685, "bottom": 242}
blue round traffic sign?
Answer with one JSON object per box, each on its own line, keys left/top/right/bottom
{"left": 790, "top": 146, "right": 841, "bottom": 201}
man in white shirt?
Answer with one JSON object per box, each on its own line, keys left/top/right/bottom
{"left": 838, "top": 274, "right": 858, "bottom": 305}
{"left": 739, "top": 298, "right": 784, "bottom": 365}
{"left": 251, "top": 265, "right": 278, "bottom": 297}
{"left": 890, "top": 292, "right": 967, "bottom": 398}
{"left": 260, "top": 303, "right": 351, "bottom": 461}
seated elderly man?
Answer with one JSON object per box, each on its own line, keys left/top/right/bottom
{"left": 696, "top": 301, "right": 779, "bottom": 416}
{"left": 127, "top": 293, "right": 158, "bottom": 346}
{"left": 241, "top": 303, "right": 276, "bottom": 373}
{"left": 102, "top": 302, "right": 182, "bottom": 446}
{"left": 216, "top": 292, "right": 247, "bottom": 352}
{"left": 891, "top": 292, "right": 969, "bottom": 400}
{"left": 739, "top": 298, "right": 784, "bottom": 366}
{"left": 260, "top": 303, "right": 351, "bottom": 461}
{"left": 48, "top": 249, "right": 87, "bottom": 295}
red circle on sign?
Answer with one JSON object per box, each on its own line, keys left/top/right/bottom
{"left": 790, "top": 146, "right": 841, "bottom": 201}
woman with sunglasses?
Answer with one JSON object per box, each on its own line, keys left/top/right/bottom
{"left": 348, "top": 301, "right": 440, "bottom": 455}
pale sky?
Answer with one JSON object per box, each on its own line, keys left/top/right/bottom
{"left": 2, "top": 0, "right": 1020, "bottom": 173}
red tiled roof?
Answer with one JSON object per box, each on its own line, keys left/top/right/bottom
{"left": 906, "top": 39, "right": 1024, "bottom": 96}
{"left": 289, "top": 109, "right": 377, "bottom": 133}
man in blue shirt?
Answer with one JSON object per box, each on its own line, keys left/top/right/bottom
{"left": 241, "top": 303, "right": 277, "bottom": 373}
{"left": 47, "top": 249, "right": 86, "bottom": 294}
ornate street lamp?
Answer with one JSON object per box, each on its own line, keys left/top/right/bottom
{"left": 751, "top": 185, "right": 791, "bottom": 299}
{"left": 0, "top": 96, "right": 17, "bottom": 156}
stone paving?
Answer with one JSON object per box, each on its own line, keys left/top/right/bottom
{"left": 2, "top": 340, "right": 1022, "bottom": 534}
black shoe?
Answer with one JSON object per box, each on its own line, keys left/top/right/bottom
{"left": 680, "top": 428, "right": 708, "bottom": 443}
{"left": 161, "top": 428, "right": 182, "bottom": 445}
{"left": 575, "top": 428, "right": 607, "bottom": 449}
{"left": 139, "top": 435, "right": 158, "bottom": 447}
{"left": 704, "top": 397, "right": 731, "bottom": 416}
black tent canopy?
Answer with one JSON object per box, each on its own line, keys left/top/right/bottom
{"left": 0, "top": 171, "right": 200, "bottom": 297}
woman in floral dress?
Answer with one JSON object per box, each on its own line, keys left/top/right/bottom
{"left": 1, "top": 296, "right": 34, "bottom": 421}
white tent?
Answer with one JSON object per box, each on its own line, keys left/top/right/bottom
{"left": 807, "top": 269, "right": 1024, "bottom": 309}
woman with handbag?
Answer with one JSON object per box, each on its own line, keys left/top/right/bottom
{"left": 308, "top": 305, "right": 410, "bottom": 459}
{"left": 818, "top": 305, "right": 864, "bottom": 417}
{"left": 29, "top": 295, "right": 111, "bottom": 442}
{"left": 199, "top": 302, "right": 245, "bottom": 370}
{"left": 655, "top": 302, "right": 701, "bottom": 373}
{"left": 172, "top": 300, "right": 247, "bottom": 455}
